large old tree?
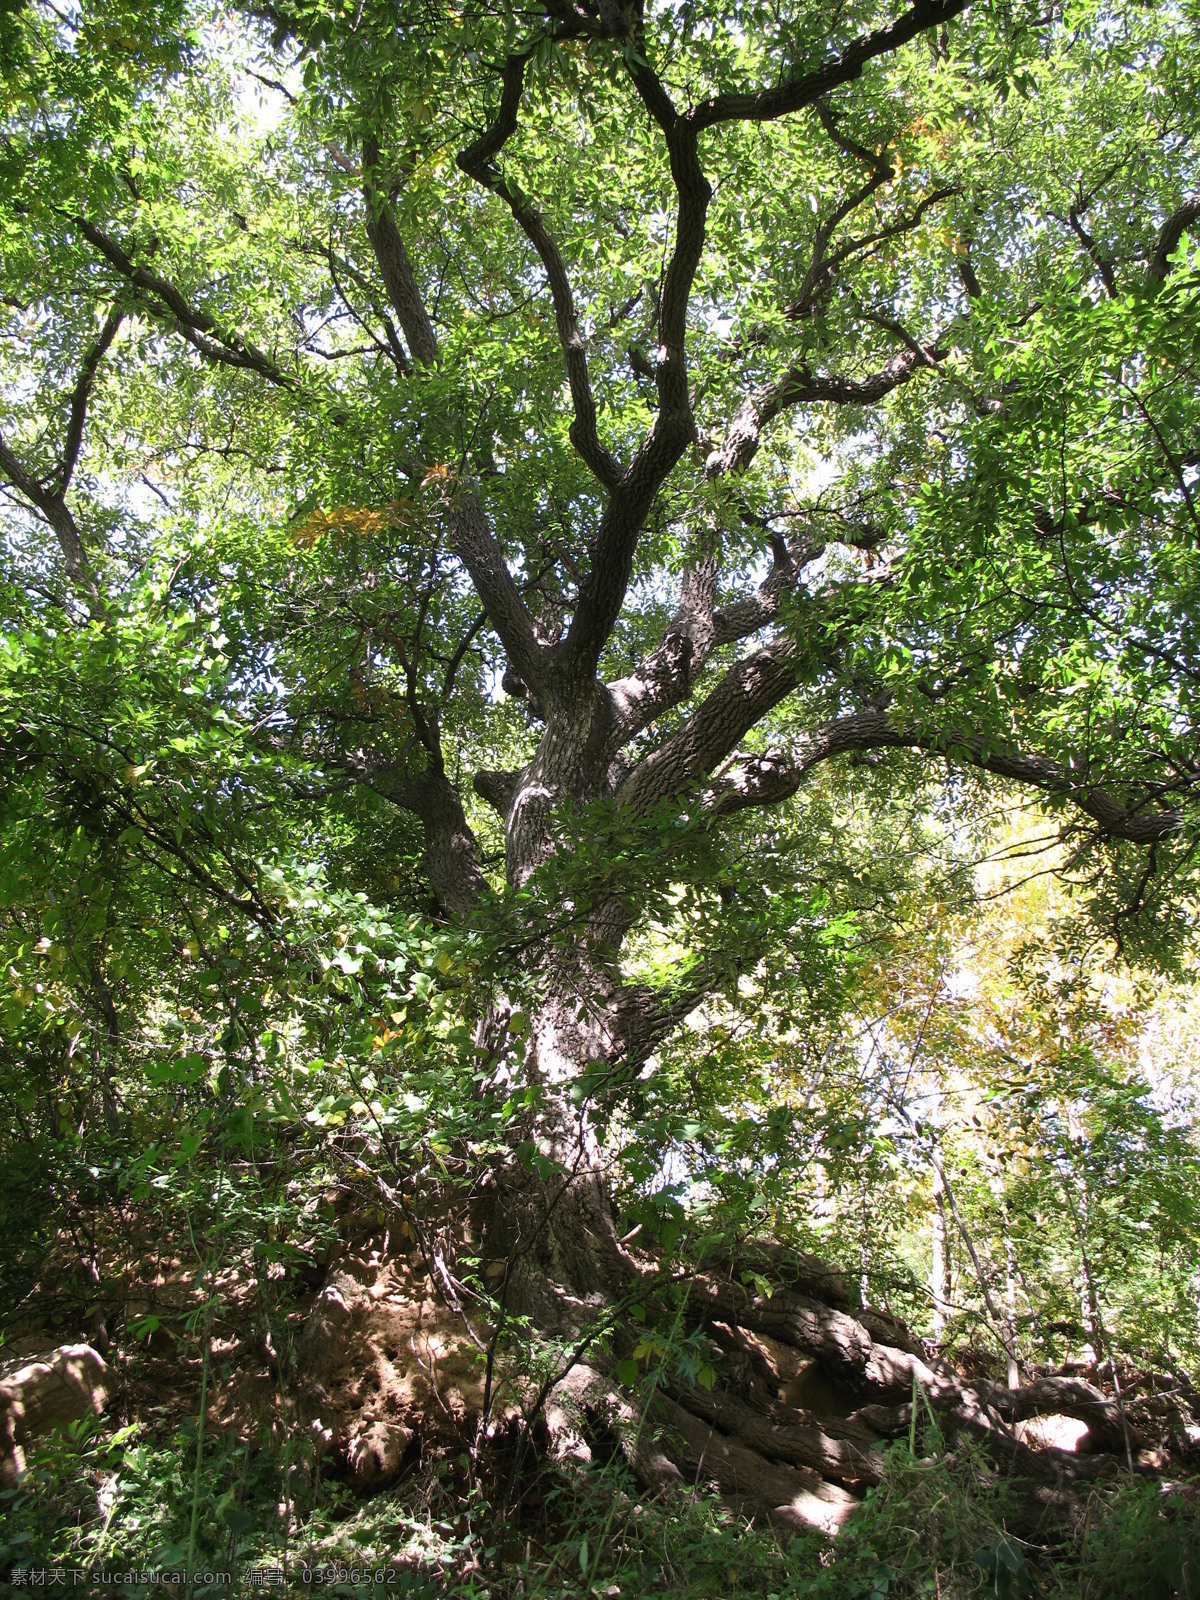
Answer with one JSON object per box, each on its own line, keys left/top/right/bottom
{"left": 3, "top": 0, "right": 1199, "bottom": 1531}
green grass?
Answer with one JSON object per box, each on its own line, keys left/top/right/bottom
{"left": 3, "top": 1414, "right": 1197, "bottom": 1600}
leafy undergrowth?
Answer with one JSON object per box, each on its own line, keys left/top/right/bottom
{"left": 3, "top": 1403, "right": 1197, "bottom": 1599}
{"left": 3, "top": 1181, "right": 1198, "bottom": 1599}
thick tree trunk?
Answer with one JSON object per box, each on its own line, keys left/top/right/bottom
{"left": 482, "top": 975, "right": 634, "bottom": 1328}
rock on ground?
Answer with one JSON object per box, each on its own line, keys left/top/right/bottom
{"left": 296, "top": 1266, "right": 487, "bottom": 1488}
{"left": 0, "top": 1344, "right": 110, "bottom": 1484}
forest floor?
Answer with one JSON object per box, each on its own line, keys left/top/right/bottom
{"left": 2, "top": 1183, "right": 1198, "bottom": 1600}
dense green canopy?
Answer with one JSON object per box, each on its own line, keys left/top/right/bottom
{"left": 1, "top": 0, "right": 1199, "bottom": 1586}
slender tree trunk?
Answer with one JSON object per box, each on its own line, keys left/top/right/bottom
{"left": 1004, "top": 1234, "right": 1020, "bottom": 1391}
{"left": 930, "top": 1166, "right": 950, "bottom": 1338}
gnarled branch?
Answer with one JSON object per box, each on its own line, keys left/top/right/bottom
{"left": 709, "top": 344, "right": 935, "bottom": 477}
{"left": 70, "top": 216, "right": 299, "bottom": 388}
{"left": 457, "top": 52, "right": 621, "bottom": 492}
{"left": 58, "top": 304, "right": 124, "bottom": 494}
{"left": 1147, "top": 196, "right": 1200, "bottom": 284}
{"left": 688, "top": 0, "right": 969, "bottom": 131}
{"left": 362, "top": 135, "right": 439, "bottom": 367}
{"left": 616, "top": 635, "right": 801, "bottom": 815}
{"left": 703, "top": 708, "right": 1187, "bottom": 846}
{"left": 0, "top": 431, "right": 98, "bottom": 605}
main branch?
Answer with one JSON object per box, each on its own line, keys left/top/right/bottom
{"left": 703, "top": 708, "right": 1188, "bottom": 845}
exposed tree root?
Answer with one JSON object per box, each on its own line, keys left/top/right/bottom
{"left": 652, "top": 1398, "right": 860, "bottom": 1537}
{"left": 661, "top": 1381, "right": 884, "bottom": 1489}
{"left": 290, "top": 1205, "right": 1192, "bottom": 1542}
